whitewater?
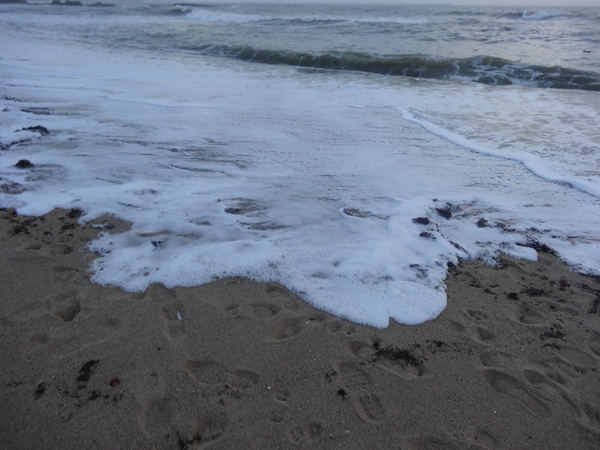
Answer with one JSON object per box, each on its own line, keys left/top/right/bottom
{"left": 1, "top": 2, "right": 599, "bottom": 327}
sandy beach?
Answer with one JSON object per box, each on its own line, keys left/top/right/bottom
{"left": 0, "top": 207, "right": 598, "bottom": 449}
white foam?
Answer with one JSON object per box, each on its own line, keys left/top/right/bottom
{"left": 1, "top": 30, "right": 599, "bottom": 328}
{"left": 399, "top": 107, "right": 600, "bottom": 199}
{"left": 522, "top": 10, "right": 564, "bottom": 21}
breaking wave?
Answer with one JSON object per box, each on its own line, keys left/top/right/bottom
{"left": 186, "top": 45, "right": 600, "bottom": 91}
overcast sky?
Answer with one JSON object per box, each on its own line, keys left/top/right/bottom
{"left": 242, "top": 0, "right": 600, "bottom": 6}
{"left": 414, "top": 0, "right": 600, "bottom": 5}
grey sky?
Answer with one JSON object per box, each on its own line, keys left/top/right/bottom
{"left": 234, "top": 0, "right": 600, "bottom": 6}
{"left": 414, "top": 0, "right": 600, "bottom": 5}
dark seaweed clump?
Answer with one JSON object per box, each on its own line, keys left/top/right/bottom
{"left": 435, "top": 207, "right": 453, "bottom": 219}
{"left": 21, "top": 125, "right": 49, "bottom": 135}
{"left": 15, "top": 159, "right": 34, "bottom": 169}
{"left": 372, "top": 344, "right": 422, "bottom": 367}
{"left": 412, "top": 217, "right": 430, "bottom": 225}
{"left": 525, "top": 239, "right": 556, "bottom": 255}
{"left": 77, "top": 359, "right": 100, "bottom": 382}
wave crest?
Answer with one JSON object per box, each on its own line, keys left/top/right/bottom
{"left": 187, "top": 45, "right": 600, "bottom": 91}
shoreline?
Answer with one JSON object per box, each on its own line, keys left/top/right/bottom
{"left": 1, "top": 207, "right": 600, "bottom": 448}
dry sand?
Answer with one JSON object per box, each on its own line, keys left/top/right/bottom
{"left": 1, "top": 207, "right": 599, "bottom": 449}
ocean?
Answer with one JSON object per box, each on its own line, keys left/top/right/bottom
{"left": 1, "top": 1, "right": 599, "bottom": 327}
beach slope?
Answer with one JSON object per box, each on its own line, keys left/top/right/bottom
{"left": 1, "top": 208, "right": 599, "bottom": 449}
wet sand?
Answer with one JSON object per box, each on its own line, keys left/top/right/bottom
{"left": 1, "top": 207, "right": 599, "bottom": 449}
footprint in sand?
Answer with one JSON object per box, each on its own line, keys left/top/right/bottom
{"left": 553, "top": 345, "right": 599, "bottom": 369}
{"left": 287, "top": 420, "right": 325, "bottom": 444}
{"left": 539, "top": 345, "right": 599, "bottom": 379}
{"left": 334, "top": 361, "right": 387, "bottom": 424}
{"left": 223, "top": 368, "right": 260, "bottom": 391}
{"left": 268, "top": 410, "right": 285, "bottom": 424}
{"left": 140, "top": 397, "right": 177, "bottom": 448}
{"left": 326, "top": 320, "right": 343, "bottom": 333}
{"left": 522, "top": 369, "right": 579, "bottom": 415}
{"left": 18, "top": 331, "right": 50, "bottom": 353}
{"left": 51, "top": 265, "right": 80, "bottom": 282}
{"left": 346, "top": 340, "right": 425, "bottom": 379}
{"left": 530, "top": 352, "right": 588, "bottom": 379}
{"left": 266, "top": 317, "right": 307, "bottom": 341}
{"left": 460, "top": 308, "right": 496, "bottom": 342}
{"left": 263, "top": 283, "right": 300, "bottom": 311}
{"left": 159, "top": 302, "right": 185, "bottom": 340}
{"left": 46, "top": 292, "right": 81, "bottom": 322}
{"left": 183, "top": 360, "right": 229, "bottom": 385}
{"left": 140, "top": 283, "right": 185, "bottom": 340}
{"left": 46, "top": 243, "right": 74, "bottom": 256}
{"left": 541, "top": 371, "right": 568, "bottom": 386}
{"left": 100, "top": 316, "right": 121, "bottom": 328}
{"left": 479, "top": 350, "right": 567, "bottom": 386}
{"left": 272, "top": 388, "right": 291, "bottom": 404}
{"left": 140, "top": 397, "right": 228, "bottom": 450}
{"left": 442, "top": 317, "right": 467, "bottom": 333}
{"left": 579, "top": 402, "right": 600, "bottom": 434}
{"left": 326, "top": 320, "right": 357, "bottom": 335}
{"left": 208, "top": 282, "right": 297, "bottom": 322}
{"left": 181, "top": 360, "right": 259, "bottom": 393}
{"left": 189, "top": 412, "right": 229, "bottom": 447}
{"left": 471, "top": 428, "right": 499, "bottom": 449}
{"left": 588, "top": 332, "right": 600, "bottom": 357}
{"left": 512, "top": 306, "right": 548, "bottom": 325}
{"left": 483, "top": 369, "right": 552, "bottom": 419}
{"left": 142, "top": 283, "right": 177, "bottom": 303}
{"left": 464, "top": 309, "right": 489, "bottom": 321}
{"left": 479, "top": 350, "right": 516, "bottom": 369}
{"left": 471, "top": 326, "right": 495, "bottom": 343}
{"left": 266, "top": 314, "right": 327, "bottom": 341}
{"left": 245, "top": 302, "right": 281, "bottom": 318}
{"left": 402, "top": 435, "right": 486, "bottom": 450}
{"left": 225, "top": 302, "right": 281, "bottom": 319}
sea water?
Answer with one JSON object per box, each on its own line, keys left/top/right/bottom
{"left": 1, "top": 2, "right": 599, "bottom": 327}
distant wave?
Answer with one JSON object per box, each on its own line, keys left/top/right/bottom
{"left": 520, "top": 10, "right": 566, "bottom": 20}
{"left": 448, "top": 9, "right": 574, "bottom": 21}
{"left": 156, "top": 5, "right": 596, "bottom": 25}
{"left": 335, "top": 16, "right": 429, "bottom": 26}
{"left": 186, "top": 45, "right": 600, "bottom": 91}
{"left": 179, "top": 6, "right": 428, "bottom": 26}
{"left": 185, "top": 8, "right": 266, "bottom": 23}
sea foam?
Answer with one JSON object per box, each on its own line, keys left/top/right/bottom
{"left": 1, "top": 31, "right": 599, "bottom": 328}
